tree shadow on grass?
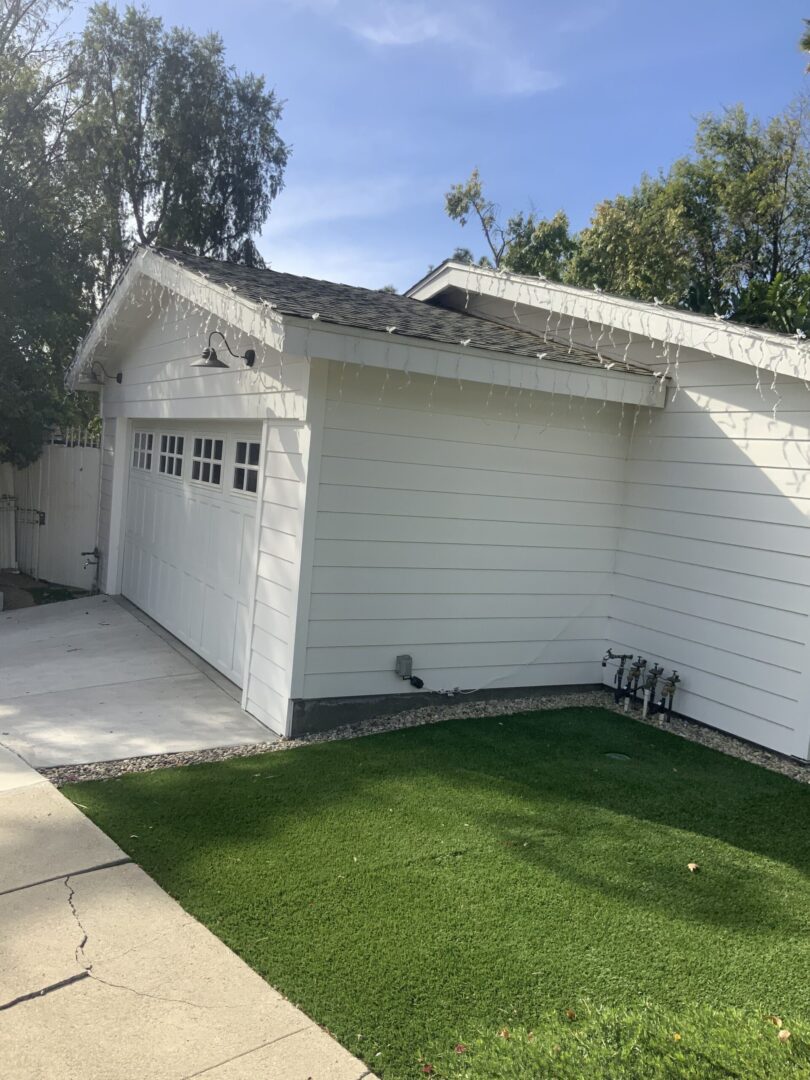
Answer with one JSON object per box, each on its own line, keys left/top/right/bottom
{"left": 63, "top": 706, "right": 810, "bottom": 942}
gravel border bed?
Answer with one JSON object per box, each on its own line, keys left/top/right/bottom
{"left": 40, "top": 688, "right": 810, "bottom": 787}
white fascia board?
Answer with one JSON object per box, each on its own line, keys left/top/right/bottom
{"left": 138, "top": 250, "right": 287, "bottom": 354}
{"left": 280, "top": 317, "right": 666, "bottom": 409}
{"left": 408, "top": 263, "right": 810, "bottom": 383}
{"left": 67, "top": 248, "right": 287, "bottom": 389}
{"left": 68, "top": 248, "right": 142, "bottom": 390}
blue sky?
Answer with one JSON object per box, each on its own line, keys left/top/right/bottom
{"left": 74, "top": 1, "right": 810, "bottom": 289}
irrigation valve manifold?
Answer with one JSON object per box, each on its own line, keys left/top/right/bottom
{"left": 602, "top": 651, "right": 681, "bottom": 722}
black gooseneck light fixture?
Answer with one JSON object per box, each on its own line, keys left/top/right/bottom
{"left": 193, "top": 330, "right": 256, "bottom": 369}
{"left": 89, "top": 360, "right": 123, "bottom": 384}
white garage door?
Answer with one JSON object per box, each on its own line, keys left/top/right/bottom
{"left": 122, "top": 423, "right": 262, "bottom": 687}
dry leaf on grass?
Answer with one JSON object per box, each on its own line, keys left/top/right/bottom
{"left": 768, "top": 1015, "right": 783, "bottom": 1027}
{"left": 778, "top": 1029, "right": 792, "bottom": 1043}
{"left": 687, "top": 862, "right": 700, "bottom": 872}
{"left": 565, "top": 1009, "right": 577, "bottom": 1021}
{"left": 498, "top": 1027, "right": 511, "bottom": 1039}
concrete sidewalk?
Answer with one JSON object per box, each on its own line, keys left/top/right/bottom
{"left": 0, "top": 748, "right": 375, "bottom": 1080}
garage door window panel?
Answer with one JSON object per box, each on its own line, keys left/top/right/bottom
{"left": 233, "top": 440, "right": 261, "bottom": 494}
{"left": 159, "top": 434, "right": 184, "bottom": 477}
{"left": 132, "top": 432, "right": 153, "bottom": 470}
{"left": 191, "top": 437, "right": 223, "bottom": 485}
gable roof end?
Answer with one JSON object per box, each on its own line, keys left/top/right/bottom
{"left": 408, "top": 261, "right": 810, "bottom": 383}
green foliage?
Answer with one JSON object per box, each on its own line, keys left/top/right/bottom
{"left": 67, "top": 3, "right": 289, "bottom": 285}
{"left": 733, "top": 273, "right": 810, "bottom": 335}
{"left": 445, "top": 105, "right": 810, "bottom": 334}
{"left": 503, "top": 208, "right": 577, "bottom": 280}
{"left": 450, "top": 245, "right": 493, "bottom": 269}
{"left": 567, "top": 176, "right": 692, "bottom": 304}
{"left": 66, "top": 707, "right": 810, "bottom": 1080}
{"left": 0, "top": 0, "right": 94, "bottom": 466}
{"left": 445, "top": 169, "right": 573, "bottom": 278}
{"left": 445, "top": 169, "right": 508, "bottom": 265}
{"left": 0, "top": 0, "right": 288, "bottom": 465}
{"left": 571, "top": 106, "right": 810, "bottom": 320}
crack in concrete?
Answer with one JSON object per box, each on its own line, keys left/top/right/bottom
{"left": 62, "top": 874, "right": 240, "bottom": 1012}
{"left": 180, "top": 1024, "right": 315, "bottom": 1079}
{"left": 64, "top": 875, "right": 91, "bottom": 972}
{"left": 0, "top": 857, "right": 133, "bottom": 898}
{"left": 0, "top": 972, "right": 90, "bottom": 1012}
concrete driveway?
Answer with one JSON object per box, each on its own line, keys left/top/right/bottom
{"left": 0, "top": 595, "right": 273, "bottom": 767}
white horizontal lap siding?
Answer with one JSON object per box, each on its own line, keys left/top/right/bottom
{"left": 301, "top": 363, "right": 629, "bottom": 701}
{"left": 100, "top": 294, "right": 307, "bottom": 422}
{"left": 610, "top": 355, "right": 810, "bottom": 758}
{"left": 244, "top": 417, "right": 318, "bottom": 734}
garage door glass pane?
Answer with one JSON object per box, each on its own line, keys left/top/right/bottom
{"left": 158, "top": 432, "right": 184, "bottom": 478}
{"left": 192, "top": 434, "right": 224, "bottom": 486}
{"left": 132, "top": 432, "right": 153, "bottom": 470}
{"left": 233, "top": 441, "right": 260, "bottom": 494}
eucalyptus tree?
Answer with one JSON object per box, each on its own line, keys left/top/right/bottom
{"left": 0, "top": 0, "right": 290, "bottom": 464}
{"left": 444, "top": 168, "right": 574, "bottom": 280}
{"left": 67, "top": 2, "right": 289, "bottom": 291}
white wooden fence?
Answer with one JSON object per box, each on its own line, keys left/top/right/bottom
{"left": 2, "top": 430, "right": 101, "bottom": 590}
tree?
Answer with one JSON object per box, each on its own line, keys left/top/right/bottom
{"left": 503, "top": 209, "right": 577, "bottom": 279}
{"left": 445, "top": 105, "right": 810, "bottom": 332}
{"left": 445, "top": 169, "right": 508, "bottom": 267}
{"left": 67, "top": 3, "right": 289, "bottom": 288}
{"left": 0, "top": 0, "right": 289, "bottom": 466}
{"left": 572, "top": 106, "right": 810, "bottom": 317}
{"left": 801, "top": 18, "right": 810, "bottom": 69}
{"left": 0, "top": 0, "right": 92, "bottom": 466}
{"left": 444, "top": 169, "right": 575, "bottom": 279}
{"left": 569, "top": 176, "right": 695, "bottom": 305}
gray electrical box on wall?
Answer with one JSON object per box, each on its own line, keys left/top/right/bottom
{"left": 395, "top": 654, "right": 413, "bottom": 679}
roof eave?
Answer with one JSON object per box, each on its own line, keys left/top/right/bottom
{"left": 408, "top": 262, "right": 810, "bottom": 382}
{"left": 279, "top": 314, "right": 667, "bottom": 409}
{"left": 67, "top": 247, "right": 289, "bottom": 389}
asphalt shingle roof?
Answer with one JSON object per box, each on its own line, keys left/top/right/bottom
{"left": 155, "top": 248, "right": 652, "bottom": 375}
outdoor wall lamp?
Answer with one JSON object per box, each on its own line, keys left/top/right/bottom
{"left": 193, "top": 331, "right": 256, "bottom": 369}
{"left": 89, "top": 360, "right": 123, "bottom": 384}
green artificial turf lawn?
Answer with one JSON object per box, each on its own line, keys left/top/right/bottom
{"left": 65, "top": 707, "right": 810, "bottom": 1078}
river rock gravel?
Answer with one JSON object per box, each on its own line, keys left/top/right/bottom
{"left": 39, "top": 688, "right": 810, "bottom": 787}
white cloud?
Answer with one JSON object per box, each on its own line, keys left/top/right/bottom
{"left": 259, "top": 234, "right": 423, "bottom": 290}
{"left": 280, "top": 0, "right": 561, "bottom": 97}
{"left": 351, "top": 7, "right": 444, "bottom": 46}
{"left": 265, "top": 174, "right": 439, "bottom": 235}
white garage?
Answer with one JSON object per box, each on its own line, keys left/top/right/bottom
{"left": 66, "top": 246, "right": 810, "bottom": 761}
{"left": 121, "top": 422, "right": 262, "bottom": 686}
